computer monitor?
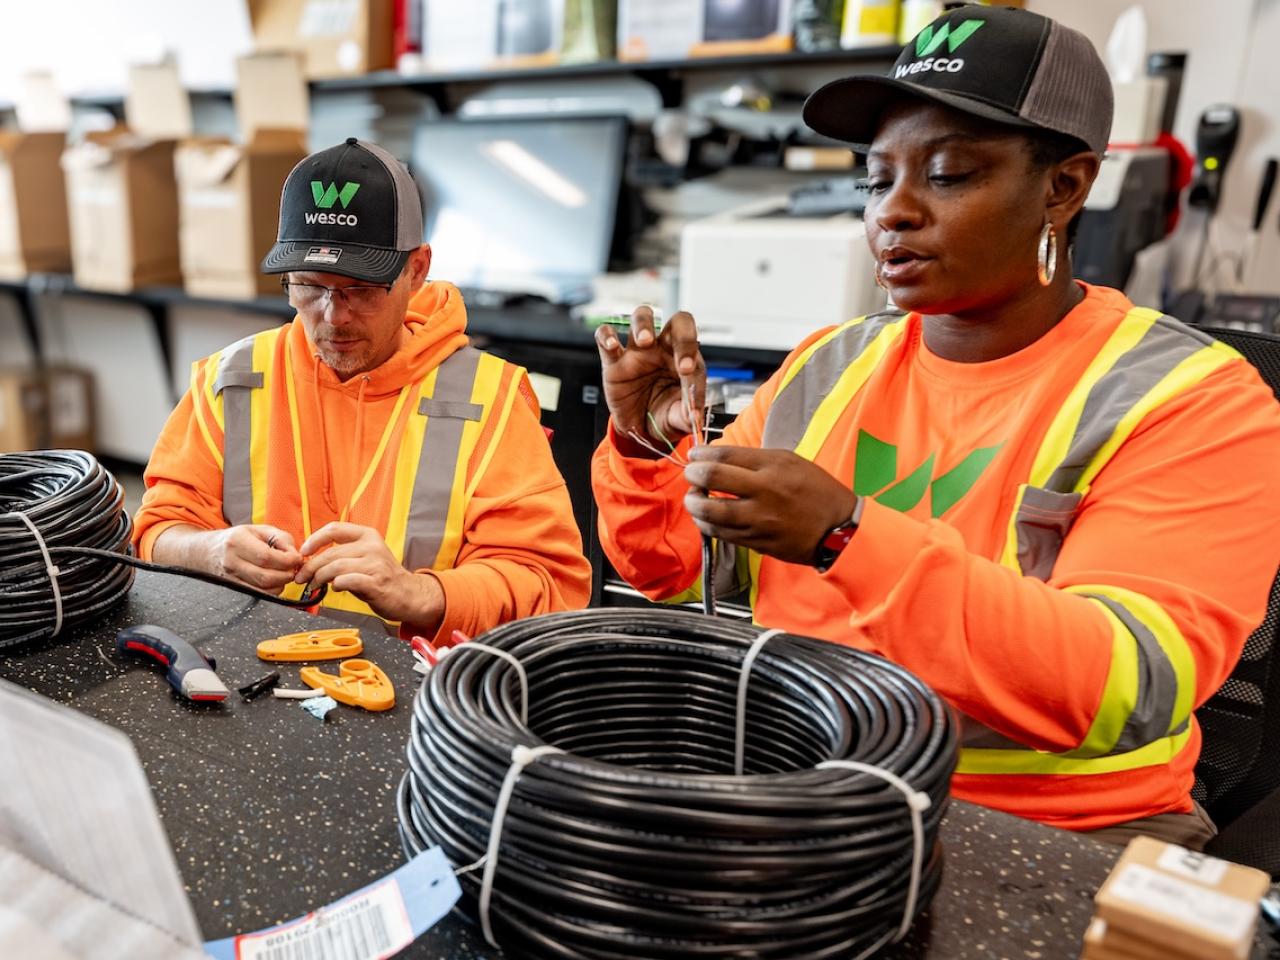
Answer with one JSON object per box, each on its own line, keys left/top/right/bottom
{"left": 410, "top": 115, "right": 628, "bottom": 303}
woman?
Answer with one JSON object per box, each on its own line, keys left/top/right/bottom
{"left": 592, "top": 4, "right": 1280, "bottom": 849}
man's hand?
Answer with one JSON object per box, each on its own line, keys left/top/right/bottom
{"left": 595, "top": 306, "right": 706, "bottom": 457}
{"left": 153, "top": 523, "right": 302, "bottom": 592}
{"left": 295, "top": 522, "right": 444, "bottom": 627}
{"left": 683, "top": 446, "right": 859, "bottom": 566}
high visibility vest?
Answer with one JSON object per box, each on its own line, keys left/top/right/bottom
{"left": 202, "top": 326, "right": 524, "bottom": 621}
{"left": 741, "top": 307, "right": 1240, "bottom": 779}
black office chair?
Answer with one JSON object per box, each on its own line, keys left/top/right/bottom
{"left": 1186, "top": 328, "right": 1280, "bottom": 871}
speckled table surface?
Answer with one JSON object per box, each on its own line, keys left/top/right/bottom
{"left": 0, "top": 571, "right": 1272, "bottom": 960}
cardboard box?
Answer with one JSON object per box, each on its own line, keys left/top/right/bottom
{"left": 0, "top": 74, "right": 72, "bottom": 280}
{"left": 249, "top": 0, "right": 394, "bottom": 79}
{"left": 618, "top": 0, "right": 704, "bottom": 60}
{"left": 176, "top": 53, "right": 308, "bottom": 300}
{"left": 61, "top": 62, "right": 189, "bottom": 292}
{"left": 420, "top": 0, "right": 564, "bottom": 71}
{"left": 1093, "top": 836, "right": 1268, "bottom": 960}
{"left": 691, "top": 0, "right": 793, "bottom": 56}
{"left": 0, "top": 366, "right": 94, "bottom": 454}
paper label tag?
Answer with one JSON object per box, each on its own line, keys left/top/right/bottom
{"left": 1156, "top": 846, "right": 1230, "bottom": 886}
{"left": 300, "top": 0, "right": 358, "bottom": 38}
{"left": 1109, "top": 863, "right": 1254, "bottom": 945}
{"left": 204, "top": 847, "right": 461, "bottom": 960}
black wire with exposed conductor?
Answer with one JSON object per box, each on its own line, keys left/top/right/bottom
{"left": 0, "top": 450, "right": 326, "bottom": 648}
{"left": 398, "top": 608, "right": 958, "bottom": 959}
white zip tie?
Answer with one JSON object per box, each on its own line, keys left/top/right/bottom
{"left": 733, "top": 628, "right": 786, "bottom": 775}
{"left": 816, "top": 759, "right": 932, "bottom": 947}
{"left": 450, "top": 642, "right": 531, "bottom": 724}
{"left": 469, "top": 743, "right": 565, "bottom": 948}
{"left": 6, "top": 511, "right": 63, "bottom": 638}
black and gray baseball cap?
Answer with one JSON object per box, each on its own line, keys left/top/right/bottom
{"left": 803, "top": 5, "right": 1113, "bottom": 155}
{"left": 262, "top": 138, "right": 424, "bottom": 284}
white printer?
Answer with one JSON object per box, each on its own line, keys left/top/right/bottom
{"left": 679, "top": 196, "right": 886, "bottom": 352}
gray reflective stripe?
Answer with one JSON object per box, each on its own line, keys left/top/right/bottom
{"left": 959, "top": 716, "right": 1027, "bottom": 750}
{"left": 711, "top": 540, "right": 748, "bottom": 598}
{"left": 1014, "top": 486, "right": 1082, "bottom": 581}
{"left": 418, "top": 398, "right": 482, "bottom": 421}
{"left": 761, "top": 312, "right": 903, "bottom": 450}
{"left": 214, "top": 335, "right": 261, "bottom": 527}
{"left": 1085, "top": 593, "right": 1180, "bottom": 754}
{"left": 1045, "top": 317, "right": 1214, "bottom": 493}
{"left": 403, "top": 347, "right": 484, "bottom": 572}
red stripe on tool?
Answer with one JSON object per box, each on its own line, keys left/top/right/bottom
{"left": 189, "top": 693, "right": 228, "bottom": 702}
{"left": 124, "top": 641, "right": 172, "bottom": 665}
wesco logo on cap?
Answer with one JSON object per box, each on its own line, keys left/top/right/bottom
{"left": 895, "top": 19, "right": 984, "bottom": 78}
{"left": 307, "top": 180, "right": 361, "bottom": 226}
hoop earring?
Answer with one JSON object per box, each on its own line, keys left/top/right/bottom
{"left": 1037, "top": 221, "right": 1058, "bottom": 287}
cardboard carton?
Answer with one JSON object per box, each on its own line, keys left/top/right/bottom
{"left": 691, "top": 0, "right": 793, "bottom": 56}
{"left": 420, "top": 0, "right": 564, "bottom": 71}
{"left": 61, "top": 62, "right": 189, "bottom": 292}
{"left": 1093, "top": 836, "right": 1268, "bottom": 960}
{"left": 248, "top": 0, "right": 394, "bottom": 79}
{"left": 176, "top": 53, "right": 308, "bottom": 300}
{"left": 0, "top": 74, "right": 72, "bottom": 280}
{"left": 0, "top": 366, "right": 94, "bottom": 454}
{"left": 618, "top": 0, "right": 704, "bottom": 60}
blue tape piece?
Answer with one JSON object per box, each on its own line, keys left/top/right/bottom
{"left": 203, "top": 846, "right": 461, "bottom": 959}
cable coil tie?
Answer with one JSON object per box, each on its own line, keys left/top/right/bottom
{"left": 733, "top": 627, "right": 785, "bottom": 775}
{"left": 451, "top": 642, "right": 531, "bottom": 724}
{"left": 5, "top": 510, "right": 64, "bottom": 639}
{"left": 476, "top": 743, "right": 565, "bottom": 948}
{"left": 817, "top": 758, "right": 932, "bottom": 949}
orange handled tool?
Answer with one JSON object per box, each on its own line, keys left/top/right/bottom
{"left": 299, "top": 659, "right": 394, "bottom": 712}
{"left": 257, "top": 628, "right": 362, "bottom": 662}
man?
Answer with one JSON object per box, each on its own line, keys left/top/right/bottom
{"left": 592, "top": 6, "right": 1280, "bottom": 847}
{"left": 135, "top": 138, "right": 591, "bottom": 639}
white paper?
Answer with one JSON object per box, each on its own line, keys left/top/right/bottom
{"left": 1155, "top": 845, "right": 1231, "bottom": 887}
{"left": 1106, "top": 6, "right": 1147, "bottom": 85}
{"left": 1109, "top": 863, "right": 1255, "bottom": 948}
{"left": 0, "top": 679, "right": 205, "bottom": 954}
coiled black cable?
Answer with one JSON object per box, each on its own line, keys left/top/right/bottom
{"left": 0, "top": 450, "right": 325, "bottom": 649}
{"left": 398, "top": 608, "right": 958, "bottom": 959}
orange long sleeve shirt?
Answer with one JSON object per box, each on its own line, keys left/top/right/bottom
{"left": 136, "top": 282, "right": 591, "bottom": 640}
{"left": 593, "top": 284, "right": 1280, "bottom": 830}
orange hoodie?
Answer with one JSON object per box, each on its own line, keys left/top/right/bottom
{"left": 594, "top": 285, "right": 1280, "bottom": 830}
{"left": 135, "top": 281, "right": 591, "bottom": 639}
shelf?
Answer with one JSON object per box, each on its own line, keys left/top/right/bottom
{"left": 311, "top": 46, "right": 900, "bottom": 92}
{"left": 57, "top": 46, "right": 899, "bottom": 110}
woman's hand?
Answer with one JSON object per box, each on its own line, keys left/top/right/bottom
{"left": 683, "top": 446, "right": 859, "bottom": 565}
{"left": 595, "top": 306, "right": 706, "bottom": 457}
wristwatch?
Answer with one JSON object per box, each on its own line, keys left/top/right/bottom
{"left": 813, "top": 497, "right": 864, "bottom": 573}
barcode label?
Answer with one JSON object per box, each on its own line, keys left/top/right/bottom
{"left": 235, "top": 878, "right": 413, "bottom": 960}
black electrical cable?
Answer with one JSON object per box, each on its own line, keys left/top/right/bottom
{"left": 398, "top": 608, "right": 958, "bottom": 960}
{"left": 0, "top": 450, "right": 326, "bottom": 649}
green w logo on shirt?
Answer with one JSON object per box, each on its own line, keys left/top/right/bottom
{"left": 854, "top": 429, "right": 1001, "bottom": 519}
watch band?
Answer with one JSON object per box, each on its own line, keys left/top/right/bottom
{"left": 813, "top": 497, "right": 864, "bottom": 573}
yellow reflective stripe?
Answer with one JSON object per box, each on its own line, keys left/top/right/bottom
{"left": 665, "top": 579, "right": 702, "bottom": 605}
{"left": 432, "top": 354, "right": 504, "bottom": 569}
{"left": 203, "top": 350, "right": 226, "bottom": 430}
{"left": 1026, "top": 307, "right": 1161, "bottom": 490}
{"left": 248, "top": 332, "right": 276, "bottom": 526}
{"left": 1072, "top": 583, "right": 1197, "bottom": 732}
{"left": 793, "top": 317, "right": 910, "bottom": 462}
{"left": 748, "top": 549, "right": 763, "bottom": 611}
{"left": 956, "top": 726, "right": 1194, "bottom": 776}
{"left": 339, "top": 383, "right": 412, "bottom": 523}
{"left": 776, "top": 320, "right": 858, "bottom": 394}
{"left": 191, "top": 360, "right": 223, "bottom": 470}
{"left": 997, "top": 484, "right": 1029, "bottom": 571}
{"left": 383, "top": 368, "right": 439, "bottom": 565}
{"left": 1074, "top": 343, "right": 1238, "bottom": 493}
{"left": 1063, "top": 596, "right": 1139, "bottom": 757}
{"left": 464, "top": 367, "right": 520, "bottom": 501}
{"left": 282, "top": 340, "right": 313, "bottom": 541}
{"left": 321, "top": 588, "right": 379, "bottom": 619}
